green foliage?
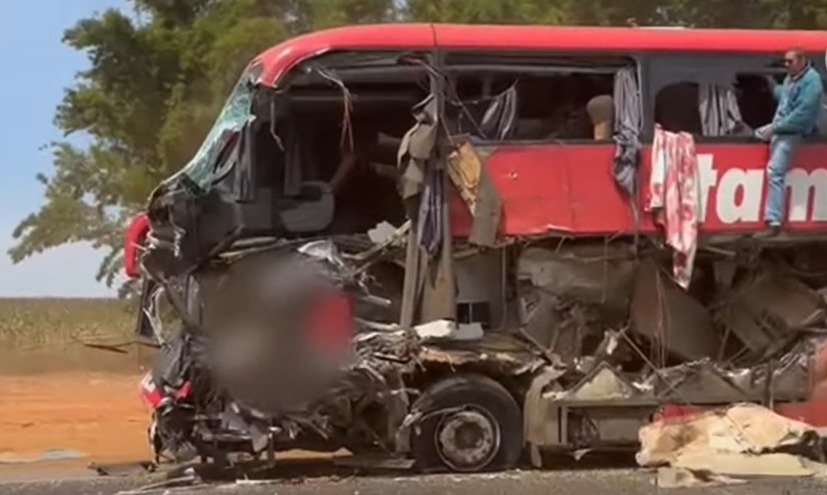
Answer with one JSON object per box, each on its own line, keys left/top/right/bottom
{"left": 10, "top": 0, "right": 827, "bottom": 295}
{"left": 406, "top": 0, "right": 568, "bottom": 24}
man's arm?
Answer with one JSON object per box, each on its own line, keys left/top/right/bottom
{"left": 773, "top": 84, "right": 783, "bottom": 102}
{"left": 329, "top": 151, "right": 357, "bottom": 192}
{"left": 772, "top": 76, "right": 824, "bottom": 134}
{"left": 767, "top": 75, "right": 782, "bottom": 102}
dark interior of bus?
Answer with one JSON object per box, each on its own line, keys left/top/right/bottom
{"left": 655, "top": 74, "right": 779, "bottom": 135}
{"left": 231, "top": 51, "right": 825, "bottom": 249}
{"left": 242, "top": 53, "right": 626, "bottom": 242}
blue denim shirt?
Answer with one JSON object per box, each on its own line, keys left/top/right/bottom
{"left": 772, "top": 65, "right": 824, "bottom": 136}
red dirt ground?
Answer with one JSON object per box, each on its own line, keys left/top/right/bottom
{"left": 0, "top": 347, "right": 152, "bottom": 478}
{"left": 0, "top": 372, "right": 149, "bottom": 462}
{"left": 0, "top": 346, "right": 337, "bottom": 480}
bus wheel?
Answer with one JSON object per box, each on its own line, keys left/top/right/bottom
{"left": 411, "top": 374, "right": 522, "bottom": 473}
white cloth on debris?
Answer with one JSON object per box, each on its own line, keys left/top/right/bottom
{"left": 638, "top": 403, "right": 827, "bottom": 483}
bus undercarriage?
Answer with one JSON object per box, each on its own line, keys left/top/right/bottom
{"left": 130, "top": 47, "right": 827, "bottom": 474}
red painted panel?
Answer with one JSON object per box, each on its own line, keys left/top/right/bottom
{"left": 254, "top": 24, "right": 827, "bottom": 86}
{"left": 451, "top": 142, "right": 827, "bottom": 239}
{"left": 657, "top": 401, "right": 827, "bottom": 428}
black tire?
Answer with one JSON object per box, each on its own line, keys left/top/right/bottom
{"left": 411, "top": 374, "right": 523, "bottom": 473}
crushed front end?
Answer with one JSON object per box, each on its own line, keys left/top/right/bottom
{"left": 122, "top": 51, "right": 533, "bottom": 468}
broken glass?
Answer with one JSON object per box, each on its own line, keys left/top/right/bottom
{"left": 160, "top": 65, "right": 261, "bottom": 193}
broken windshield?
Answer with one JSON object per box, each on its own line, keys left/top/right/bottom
{"left": 162, "top": 64, "right": 262, "bottom": 193}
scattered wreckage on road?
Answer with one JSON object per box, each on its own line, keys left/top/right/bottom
{"left": 125, "top": 24, "right": 827, "bottom": 474}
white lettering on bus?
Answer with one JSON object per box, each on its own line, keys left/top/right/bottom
{"left": 696, "top": 154, "right": 827, "bottom": 225}
{"left": 786, "top": 168, "right": 827, "bottom": 222}
{"left": 717, "top": 169, "right": 763, "bottom": 224}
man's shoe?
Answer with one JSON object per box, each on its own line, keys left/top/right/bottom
{"left": 753, "top": 224, "right": 782, "bottom": 238}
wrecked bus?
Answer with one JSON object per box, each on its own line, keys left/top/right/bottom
{"left": 125, "top": 24, "right": 827, "bottom": 472}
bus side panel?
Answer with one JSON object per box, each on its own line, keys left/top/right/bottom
{"left": 451, "top": 142, "right": 827, "bottom": 239}
{"left": 450, "top": 144, "right": 643, "bottom": 237}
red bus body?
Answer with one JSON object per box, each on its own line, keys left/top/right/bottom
{"left": 126, "top": 25, "right": 827, "bottom": 451}
{"left": 126, "top": 25, "right": 827, "bottom": 248}
{"left": 247, "top": 25, "right": 827, "bottom": 238}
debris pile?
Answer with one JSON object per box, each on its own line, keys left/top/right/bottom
{"left": 517, "top": 238, "right": 827, "bottom": 477}
{"left": 142, "top": 209, "right": 827, "bottom": 473}
{"left": 517, "top": 240, "right": 827, "bottom": 398}
{"left": 638, "top": 403, "right": 827, "bottom": 487}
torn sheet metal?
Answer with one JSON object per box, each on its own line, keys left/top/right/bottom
{"left": 518, "top": 288, "right": 582, "bottom": 360}
{"left": 564, "top": 361, "right": 638, "bottom": 401}
{"left": 646, "top": 359, "right": 750, "bottom": 404}
{"left": 447, "top": 140, "right": 502, "bottom": 247}
{"left": 518, "top": 244, "right": 636, "bottom": 320}
{"left": 638, "top": 344, "right": 813, "bottom": 405}
{"left": 569, "top": 408, "right": 653, "bottom": 446}
{"left": 397, "top": 97, "right": 436, "bottom": 200}
{"left": 517, "top": 244, "right": 637, "bottom": 362}
{"left": 418, "top": 332, "right": 545, "bottom": 376}
{"left": 730, "top": 345, "right": 811, "bottom": 402}
{"left": 523, "top": 367, "right": 568, "bottom": 464}
{"left": 397, "top": 94, "right": 439, "bottom": 242}
{"left": 714, "top": 269, "right": 826, "bottom": 355}
{"left": 630, "top": 259, "right": 721, "bottom": 361}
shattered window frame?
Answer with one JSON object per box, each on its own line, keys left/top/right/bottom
{"left": 648, "top": 52, "right": 827, "bottom": 143}
{"left": 299, "top": 51, "right": 412, "bottom": 69}
{"left": 282, "top": 50, "right": 426, "bottom": 87}
{"left": 162, "top": 63, "right": 264, "bottom": 194}
{"left": 442, "top": 51, "right": 640, "bottom": 146}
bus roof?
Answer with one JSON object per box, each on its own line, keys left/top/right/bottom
{"left": 253, "top": 23, "right": 827, "bottom": 85}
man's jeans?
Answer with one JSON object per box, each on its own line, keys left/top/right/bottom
{"left": 764, "top": 134, "right": 801, "bottom": 227}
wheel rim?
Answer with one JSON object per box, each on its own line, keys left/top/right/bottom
{"left": 433, "top": 407, "right": 501, "bottom": 472}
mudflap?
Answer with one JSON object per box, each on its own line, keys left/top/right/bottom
{"left": 148, "top": 413, "right": 162, "bottom": 463}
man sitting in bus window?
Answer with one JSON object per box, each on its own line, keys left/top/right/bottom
{"left": 754, "top": 48, "right": 824, "bottom": 236}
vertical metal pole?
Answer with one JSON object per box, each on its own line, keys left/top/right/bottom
{"left": 400, "top": 48, "right": 457, "bottom": 327}
{"left": 399, "top": 225, "right": 419, "bottom": 328}
{"left": 434, "top": 50, "right": 456, "bottom": 322}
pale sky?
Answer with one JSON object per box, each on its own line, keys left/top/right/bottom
{"left": 0, "top": 0, "right": 127, "bottom": 296}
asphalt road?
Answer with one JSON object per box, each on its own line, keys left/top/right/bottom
{"left": 3, "top": 467, "right": 827, "bottom": 495}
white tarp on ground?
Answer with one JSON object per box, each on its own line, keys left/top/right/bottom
{"left": 637, "top": 403, "right": 827, "bottom": 488}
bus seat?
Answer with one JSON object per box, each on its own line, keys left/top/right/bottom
{"left": 586, "top": 94, "right": 614, "bottom": 140}
{"left": 276, "top": 181, "right": 335, "bottom": 234}
{"left": 512, "top": 118, "right": 552, "bottom": 140}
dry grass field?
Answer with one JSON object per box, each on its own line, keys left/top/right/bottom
{"left": 0, "top": 298, "right": 150, "bottom": 375}
{"left": 0, "top": 298, "right": 134, "bottom": 348}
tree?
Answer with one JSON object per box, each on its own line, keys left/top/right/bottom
{"left": 10, "top": 0, "right": 827, "bottom": 297}
{"left": 406, "top": 0, "right": 568, "bottom": 24}
{"left": 9, "top": 0, "right": 287, "bottom": 296}
{"left": 8, "top": 0, "right": 404, "bottom": 296}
